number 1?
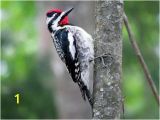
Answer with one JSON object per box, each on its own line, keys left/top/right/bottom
{"left": 15, "top": 94, "right": 20, "bottom": 104}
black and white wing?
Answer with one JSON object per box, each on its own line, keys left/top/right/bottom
{"left": 52, "top": 28, "right": 78, "bottom": 81}
{"left": 68, "top": 26, "right": 94, "bottom": 106}
{"left": 52, "top": 27, "right": 93, "bottom": 106}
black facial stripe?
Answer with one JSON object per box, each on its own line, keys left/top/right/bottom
{"left": 47, "top": 13, "right": 61, "bottom": 33}
{"left": 52, "top": 13, "right": 60, "bottom": 21}
{"left": 48, "top": 13, "right": 58, "bottom": 26}
{"left": 48, "top": 13, "right": 60, "bottom": 26}
{"left": 47, "top": 12, "right": 54, "bottom": 17}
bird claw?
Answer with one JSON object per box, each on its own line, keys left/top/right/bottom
{"left": 94, "top": 54, "right": 109, "bottom": 68}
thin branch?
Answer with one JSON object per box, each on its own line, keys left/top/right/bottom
{"left": 123, "top": 13, "right": 160, "bottom": 105}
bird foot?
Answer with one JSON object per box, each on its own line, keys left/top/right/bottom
{"left": 91, "top": 54, "right": 109, "bottom": 68}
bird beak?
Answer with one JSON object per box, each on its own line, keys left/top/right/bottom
{"left": 59, "top": 8, "right": 73, "bottom": 24}
{"left": 63, "top": 8, "right": 74, "bottom": 16}
{"left": 60, "top": 8, "right": 74, "bottom": 20}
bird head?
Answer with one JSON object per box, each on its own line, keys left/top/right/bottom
{"left": 46, "top": 8, "right": 73, "bottom": 27}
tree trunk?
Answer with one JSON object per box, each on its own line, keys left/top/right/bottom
{"left": 93, "top": 0, "right": 123, "bottom": 119}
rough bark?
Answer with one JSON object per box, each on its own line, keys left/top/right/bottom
{"left": 93, "top": 0, "right": 123, "bottom": 119}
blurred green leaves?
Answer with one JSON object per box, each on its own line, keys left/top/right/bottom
{"left": 123, "top": 1, "right": 159, "bottom": 119}
{"left": 1, "top": 1, "right": 36, "bottom": 31}
{"left": 1, "top": 1, "right": 58, "bottom": 119}
{"left": 1, "top": 1, "right": 37, "bottom": 82}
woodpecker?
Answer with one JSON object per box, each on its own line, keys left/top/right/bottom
{"left": 46, "top": 8, "right": 94, "bottom": 107}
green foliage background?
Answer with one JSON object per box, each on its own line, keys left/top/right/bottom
{"left": 1, "top": 1, "right": 58, "bottom": 119}
{"left": 1, "top": 1, "right": 159, "bottom": 119}
{"left": 123, "top": 1, "right": 159, "bottom": 118}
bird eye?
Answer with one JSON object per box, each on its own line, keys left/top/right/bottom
{"left": 47, "top": 12, "right": 54, "bottom": 17}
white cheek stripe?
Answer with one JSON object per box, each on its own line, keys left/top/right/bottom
{"left": 68, "top": 32, "right": 76, "bottom": 59}
{"left": 46, "top": 13, "right": 56, "bottom": 24}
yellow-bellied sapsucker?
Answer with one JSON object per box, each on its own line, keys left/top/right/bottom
{"left": 46, "top": 8, "right": 94, "bottom": 107}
